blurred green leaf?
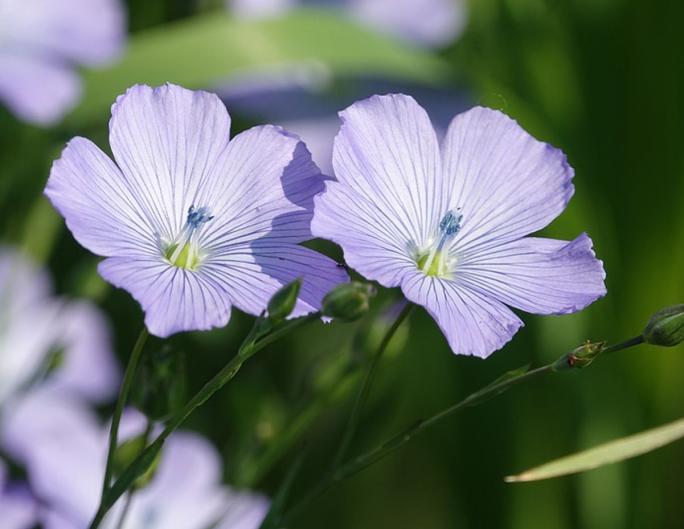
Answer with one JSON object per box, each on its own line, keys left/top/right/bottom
{"left": 68, "top": 8, "right": 447, "bottom": 126}
{"left": 506, "top": 416, "right": 684, "bottom": 482}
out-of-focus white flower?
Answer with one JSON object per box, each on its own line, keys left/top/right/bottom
{"left": 0, "top": 246, "right": 119, "bottom": 409}
{"left": 2, "top": 390, "right": 269, "bottom": 529}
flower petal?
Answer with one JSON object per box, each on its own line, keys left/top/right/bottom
{"left": 443, "top": 106, "right": 574, "bottom": 253}
{"left": 46, "top": 137, "right": 156, "bottom": 256}
{"left": 205, "top": 244, "right": 347, "bottom": 317}
{"left": 312, "top": 180, "right": 417, "bottom": 287}
{"left": 98, "top": 256, "right": 232, "bottom": 338}
{"left": 401, "top": 272, "right": 523, "bottom": 358}
{"left": 458, "top": 233, "right": 607, "bottom": 315}
{"left": 0, "top": 53, "right": 80, "bottom": 125}
{"left": 201, "top": 125, "right": 324, "bottom": 249}
{"left": 312, "top": 94, "right": 443, "bottom": 287}
{"left": 108, "top": 84, "right": 232, "bottom": 243}
{"left": 332, "top": 94, "right": 444, "bottom": 248}
{"left": 47, "top": 300, "right": 120, "bottom": 402}
{"left": 1, "top": 0, "right": 125, "bottom": 66}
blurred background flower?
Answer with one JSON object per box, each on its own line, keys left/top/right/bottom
{"left": 0, "top": 246, "right": 118, "bottom": 408}
{"left": 0, "top": 0, "right": 126, "bottom": 125}
{"left": 2, "top": 391, "right": 268, "bottom": 529}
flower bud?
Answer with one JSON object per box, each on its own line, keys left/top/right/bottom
{"left": 113, "top": 434, "right": 162, "bottom": 489}
{"left": 643, "top": 305, "right": 684, "bottom": 347}
{"left": 322, "top": 282, "right": 375, "bottom": 322}
{"left": 268, "top": 279, "right": 301, "bottom": 323}
{"left": 552, "top": 340, "right": 605, "bottom": 371}
{"left": 132, "top": 346, "right": 186, "bottom": 421}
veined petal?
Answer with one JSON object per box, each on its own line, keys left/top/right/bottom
{"left": 0, "top": 53, "right": 80, "bottom": 125}
{"left": 401, "top": 272, "right": 523, "bottom": 358}
{"left": 205, "top": 244, "right": 347, "bottom": 317}
{"left": 332, "top": 94, "right": 444, "bottom": 248}
{"left": 443, "top": 106, "right": 574, "bottom": 253}
{"left": 98, "top": 256, "right": 232, "bottom": 338}
{"left": 46, "top": 137, "right": 156, "bottom": 257}
{"left": 457, "top": 233, "right": 607, "bottom": 315}
{"left": 312, "top": 180, "right": 417, "bottom": 287}
{"left": 215, "top": 492, "right": 269, "bottom": 529}
{"left": 202, "top": 125, "right": 324, "bottom": 249}
{"left": 108, "top": 84, "right": 232, "bottom": 242}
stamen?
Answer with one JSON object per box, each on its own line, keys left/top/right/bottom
{"left": 419, "top": 209, "right": 463, "bottom": 276}
{"left": 166, "top": 205, "right": 214, "bottom": 269}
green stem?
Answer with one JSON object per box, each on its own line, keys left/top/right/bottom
{"left": 88, "top": 313, "right": 320, "bottom": 529}
{"left": 101, "top": 327, "right": 149, "bottom": 496}
{"left": 282, "top": 334, "right": 646, "bottom": 524}
{"left": 113, "top": 420, "right": 153, "bottom": 529}
{"left": 331, "top": 303, "right": 413, "bottom": 469}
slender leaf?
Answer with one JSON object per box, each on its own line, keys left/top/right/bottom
{"left": 506, "top": 416, "right": 684, "bottom": 482}
{"left": 68, "top": 8, "right": 447, "bottom": 126}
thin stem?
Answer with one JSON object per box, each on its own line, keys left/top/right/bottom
{"left": 603, "top": 335, "right": 644, "bottom": 354}
{"left": 113, "top": 419, "right": 154, "bottom": 529}
{"left": 331, "top": 303, "right": 413, "bottom": 469}
{"left": 88, "top": 313, "right": 320, "bottom": 529}
{"left": 283, "top": 332, "right": 648, "bottom": 524}
{"left": 101, "top": 328, "right": 149, "bottom": 495}
{"left": 284, "top": 364, "right": 552, "bottom": 523}
{"left": 113, "top": 493, "right": 133, "bottom": 529}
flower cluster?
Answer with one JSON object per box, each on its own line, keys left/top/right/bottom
{"left": 47, "top": 84, "right": 606, "bottom": 358}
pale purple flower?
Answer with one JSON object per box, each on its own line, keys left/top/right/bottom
{"left": 46, "top": 83, "right": 348, "bottom": 338}
{"left": 312, "top": 95, "right": 607, "bottom": 358}
{"left": 227, "top": 0, "right": 466, "bottom": 47}
{"left": 2, "top": 391, "right": 268, "bottom": 529}
{"left": 0, "top": 0, "right": 125, "bottom": 125}
{"left": 0, "top": 460, "right": 36, "bottom": 529}
{"left": 0, "top": 246, "right": 118, "bottom": 407}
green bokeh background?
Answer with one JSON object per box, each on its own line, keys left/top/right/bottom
{"left": 1, "top": 0, "right": 683, "bottom": 527}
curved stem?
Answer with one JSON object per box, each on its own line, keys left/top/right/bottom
{"left": 101, "top": 327, "right": 149, "bottom": 495}
{"left": 88, "top": 313, "right": 320, "bottom": 529}
{"left": 283, "top": 332, "right": 647, "bottom": 524}
{"left": 331, "top": 303, "right": 413, "bottom": 469}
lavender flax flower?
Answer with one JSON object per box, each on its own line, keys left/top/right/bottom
{"left": 0, "top": 246, "right": 118, "bottom": 408}
{"left": 312, "top": 95, "right": 607, "bottom": 358}
{"left": 2, "top": 392, "right": 268, "bottom": 529}
{"left": 46, "top": 84, "right": 347, "bottom": 338}
{"left": 0, "top": 0, "right": 125, "bottom": 125}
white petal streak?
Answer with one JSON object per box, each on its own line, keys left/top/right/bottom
{"left": 109, "top": 84, "right": 232, "bottom": 241}
{"left": 401, "top": 272, "right": 523, "bottom": 358}
{"left": 443, "top": 106, "right": 574, "bottom": 253}
{"left": 333, "top": 94, "right": 443, "bottom": 247}
{"left": 457, "top": 233, "right": 607, "bottom": 315}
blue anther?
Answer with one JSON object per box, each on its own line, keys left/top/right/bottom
{"left": 439, "top": 209, "right": 463, "bottom": 237}
{"left": 186, "top": 205, "right": 214, "bottom": 229}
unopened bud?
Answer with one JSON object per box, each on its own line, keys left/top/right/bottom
{"left": 643, "top": 305, "right": 684, "bottom": 347}
{"left": 322, "top": 282, "right": 375, "bottom": 322}
{"left": 268, "top": 279, "right": 301, "bottom": 323}
{"left": 113, "top": 434, "right": 161, "bottom": 489}
{"left": 552, "top": 340, "right": 605, "bottom": 371}
{"left": 132, "top": 346, "right": 186, "bottom": 421}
